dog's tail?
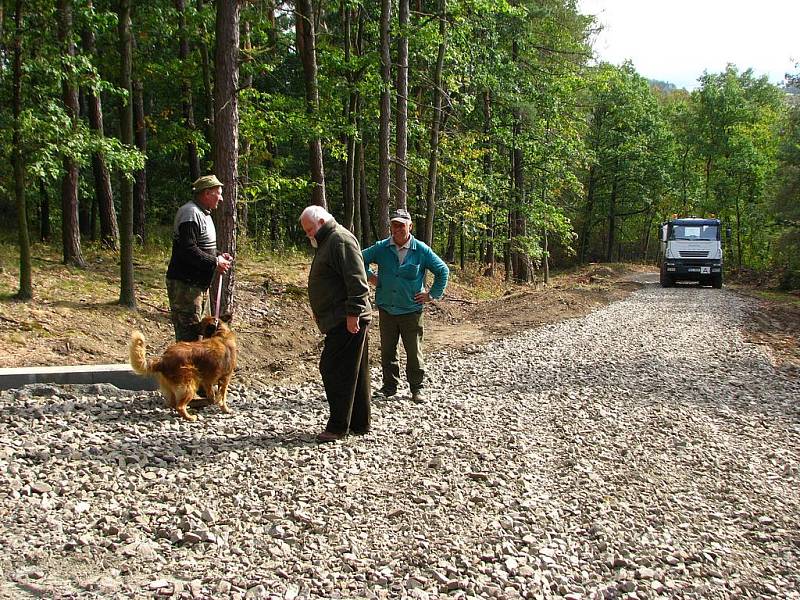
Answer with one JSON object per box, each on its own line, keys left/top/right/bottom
{"left": 129, "top": 331, "right": 153, "bottom": 375}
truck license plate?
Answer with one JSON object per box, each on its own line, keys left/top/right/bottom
{"left": 701, "top": 267, "right": 710, "bottom": 274}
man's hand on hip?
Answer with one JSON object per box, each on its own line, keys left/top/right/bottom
{"left": 414, "top": 291, "right": 432, "bottom": 304}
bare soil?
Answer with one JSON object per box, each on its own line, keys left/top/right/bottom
{"left": 737, "top": 288, "right": 800, "bottom": 375}
{"left": 1, "top": 254, "right": 797, "bottom": 384}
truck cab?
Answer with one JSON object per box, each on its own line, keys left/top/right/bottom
{"left": 659, "top": 217, "right": 724, "bottom": 288}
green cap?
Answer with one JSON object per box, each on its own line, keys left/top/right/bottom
{"left": 192, "top": 174, "right": 223, "bottom": 192}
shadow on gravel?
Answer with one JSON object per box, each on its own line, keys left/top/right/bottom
{"left": 0, "top": 393, "right": 174, "bottom": 423}
{"left": 1, "top": 392, "right": 322, "bottom": 472}
{"left": 70, "top": 428, "right": 320, "bottom": 472}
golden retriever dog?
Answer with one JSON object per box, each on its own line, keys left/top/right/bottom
{"left": 129, "top": 315, "right": 237, "bottom": 421}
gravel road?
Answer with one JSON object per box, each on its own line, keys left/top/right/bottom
{"left": 1, "top": 282, "right": 799, "bottom": 599}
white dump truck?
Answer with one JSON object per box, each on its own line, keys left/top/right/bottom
{"left": 659, "top": 217, "right": 727, "bottom": 288}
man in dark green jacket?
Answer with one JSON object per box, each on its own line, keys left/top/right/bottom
{"left": 300, "top": 205, "right": 372, "bottom": 442}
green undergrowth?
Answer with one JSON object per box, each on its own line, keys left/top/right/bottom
{"left": 750, "top": 289, "right": 800, "bottom": 308}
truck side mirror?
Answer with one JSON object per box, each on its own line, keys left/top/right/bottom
{"left": 660, "top": 225, "right": 668, "bottom": 243}
{"left": 725, "top": 226, "right": 732, "bottom": 246}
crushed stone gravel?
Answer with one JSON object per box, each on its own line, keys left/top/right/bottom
{"left": 1, "top": 283, "right": 798, "bottom": 599}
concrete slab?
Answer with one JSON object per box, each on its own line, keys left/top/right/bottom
{"left": 0, "top": 364, "right": 159, "bottom": 392}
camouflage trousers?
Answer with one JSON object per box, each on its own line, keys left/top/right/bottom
{"left": 166, "top": 278, "right": 209, "bottom": 342}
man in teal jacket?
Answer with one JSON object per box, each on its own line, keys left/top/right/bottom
{"left": 362, "top": 208, "right": 449, "bottom": 404}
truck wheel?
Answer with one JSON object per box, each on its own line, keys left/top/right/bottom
{"left": 712, "top": 273, "right": 723, "bottom": 289}
{"left": 659, "top": 265, "right": 673, "bottom": 288}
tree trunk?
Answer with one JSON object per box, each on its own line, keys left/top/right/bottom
{"left": 412, "top": 84, "right": 424, "bottom": 218}
{"left": 641, "top": 204, "right": 656, "bottom": 262}
{"left": 605, "top": 175, "right": 617, "bottom": 262}
{"left": 265, "top": 2, "right": 279, "bottom": 248}
{"left": 39, "top": 180, "right": 51, "bottom": 242}
{"left": 510, "top": 121, "right": 529, "bottom": 281}
{"left": 239, "top": 18, "right": 252, "bottom": 238}
{"left": 176, "top": 0, "right": 201, "bottom": 181}
{"left": 394, "top": 0, "right": 409, "bottom": 212}
{"left": 482, "top": 89, "right": 495, "bottom": 276}
{"left": 503, "top": 234, "right": 511, "bottom": 282}
{"left": 423, "top": 0, "right": 446, "bottom": 245}
{"left": 358, "top": 140, "right": 371, "bottom": 247}
{"left": 81, "top": 0, "right": 118, "bottom": 251}
{"left": 117, "top": 0, "right": 136, "bottom": 308}
{"left": 354, "top": 8, "right": 368, "bottom": 244}
{"left": 75, "top": 91, "right": 91, "bottom": 242}
{"left": 680, "top": 148, "right": 689, "bottom": 215}
{"left": 735, "top": 180, "right": 743, "bottom": 270}
{"left": 444, "top": 218, "right": 456, "bottom": 263}
{"left": 543, "top": 230, "right": 549, "bottom": 284}
{"left": 13, "top": 0, "right": 32, "bottom": 299}
{"left": 509, "top": 40, "right": 528, "bottom": 282}
{"left": 133, "top": 79, "right": 147, "bottom": 243}
{"left": 58, "top": 0, "right": 86, "bottom": 268}
{"left": 213, "top": 0, "right": 240, "bottom": 315}
{"left": 352, "top": 122, "right": 361, "bottom": 238}
{"left": 459, "top": 216, "right": 465, "bottom": 271}
{"left": 90, "top": 106, "right": 119, "bottom": 250}
{"left": 341, "top": 3, "right": 357, "bottom": 230}
{"left": 198, "top": 0, "right": 214, "bottom": 146}
{"left": 579, "top": 165, "right": 596, "bottom": 263}
{"left": 295, "top": 0, "right": 326, "bottom": 207}
{"left": 270, "top": 211, "right": 279, "bottom": 250}
{"left": 377, "top": 0, "right": 392, "bottom": 237}
{"left": 78, "top": 91, "right": 92, "bottom": 238}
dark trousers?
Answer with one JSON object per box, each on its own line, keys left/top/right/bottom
{"left": 378, "top": 309, "right": 424, "bottom": 394}
{"left": 319, "top": 318, "right": 371, "bottom": 434}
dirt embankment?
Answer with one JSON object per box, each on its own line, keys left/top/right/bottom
{"left": 736, "top": 290, "right": 800, "bottom": 375}
{"left": 1, "top": 259, "right": 797, "bottom": 383}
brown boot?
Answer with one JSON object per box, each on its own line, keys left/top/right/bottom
{"left": 316, "top": 430, "right": 345, "bottom": 443}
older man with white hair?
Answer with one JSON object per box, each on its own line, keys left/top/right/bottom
{"left": 300, "top": 205, "right": 372, "bottom": 442}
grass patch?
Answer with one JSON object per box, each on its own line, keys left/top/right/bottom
{"left": 751, "top": 289, "right": 800, "bottom": 308}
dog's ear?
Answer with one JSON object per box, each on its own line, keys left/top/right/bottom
{"left": 187, "top": 321, "right": 203, "bottom": 341}
{"left": 199, "top": 319, "right": 219, "bottom": 338}
{"left": 220, "top": 313, "right": 233, "bottom": 324}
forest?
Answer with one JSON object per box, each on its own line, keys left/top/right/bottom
{"left": 1, "top": 0, "right": 799, "bottom": 313}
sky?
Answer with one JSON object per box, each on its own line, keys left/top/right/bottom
{"left": 576, "top": 0, "right": 800, "bottom": 90}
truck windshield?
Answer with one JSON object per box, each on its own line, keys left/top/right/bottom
{"left": 669, "top": 224, "right": 718, "bottom": 241}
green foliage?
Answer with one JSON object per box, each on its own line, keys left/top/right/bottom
{"left": 682, "top": 67, "right": 783, "bottom": 270}
{"left": 767, "top": 83, "right": 800, "bottom": 288}
{"left": 578, "top": 62, "right": 675, "bottom": 261}
{"left": 0, "top": 2, "right": 144, "bottom": 192}
{"left": 0, "top": 0, "right": 796, "bottom": 289}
